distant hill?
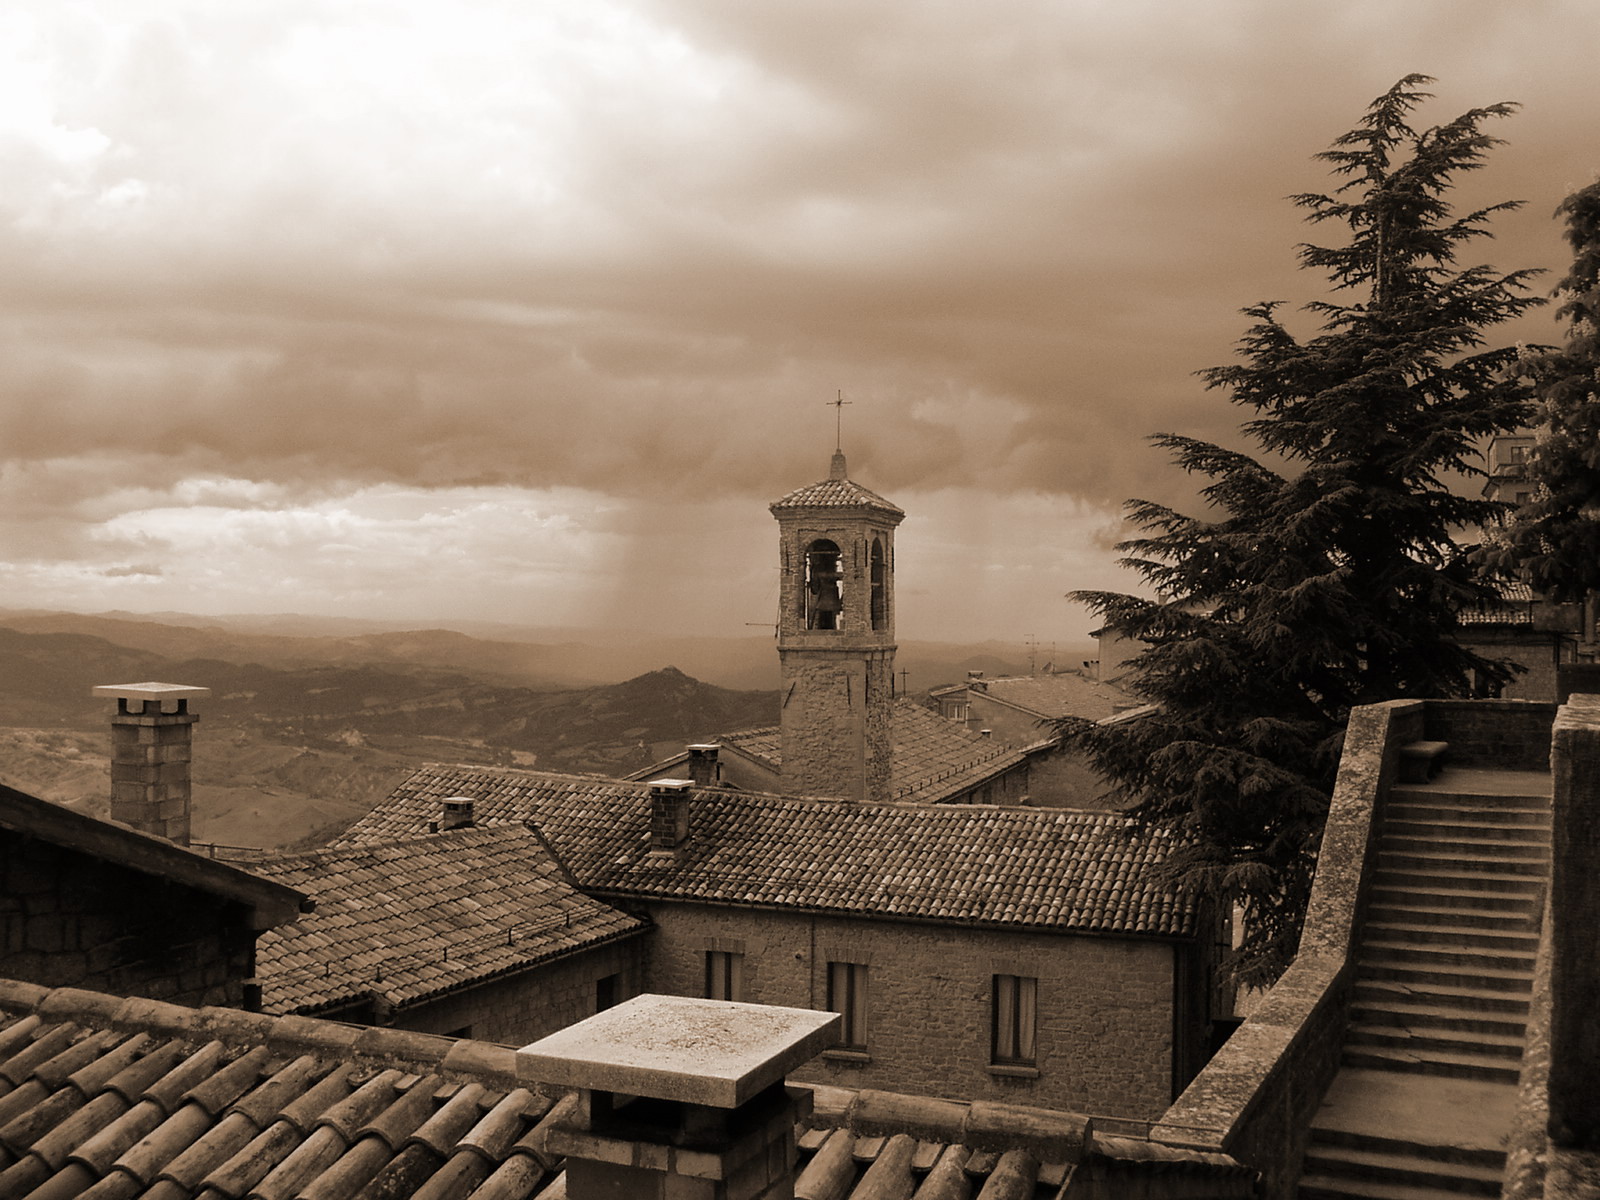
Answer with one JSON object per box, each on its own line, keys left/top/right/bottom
{"left": 0, "top": 606, "right": 1076, "bottom": 693}
{"left": 0, "top": 623, "right": 776, "bottom": 849}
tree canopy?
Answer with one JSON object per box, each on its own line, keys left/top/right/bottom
{"left": 1482, "top": 179, "right": 1600, "bottom": 602}
{"left": 1069, "top": 76, "right": 1539, "bottom": 986}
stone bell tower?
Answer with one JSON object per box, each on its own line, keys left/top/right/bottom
{"left": 769, "top": 451, "right": 904, "bottom": 803}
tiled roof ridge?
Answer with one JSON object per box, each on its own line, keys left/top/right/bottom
{"left": 0, "top": 979, "right": 522, "bottom": 1089}
{"left": 408, "top": 761, "right": 1144, "bottom": 822}
{"left": 805, "top": 1085, "right": 1088, "bottom": 1162}
{"left": 260, "top": 822, "right": 521, "bottom": 868}
{"left": 803, "top": 1086, "right": 1252, "bottom": 1183}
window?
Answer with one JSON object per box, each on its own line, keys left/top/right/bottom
{"left": 992, "top": 975, "right": 1037, "bottom": 1066}
{"left": 827, "top": 962, "right": 869, "bottom": 1050}
{"left": 870, "top": 537, "right": 888, "bottom": 631}
{"left": 804, "top": 539, "right": 843, "bottom": 630}
{"left": 705, "top": 951, "right": 745, "bottom": 1002}
{"left": 595, "top": 973, "right": 620, "bottom": 1012}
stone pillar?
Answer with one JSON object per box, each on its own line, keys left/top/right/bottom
{"left": 519, "top": 994, "right": 839, "bottom": 1200}
{"left": 93, "top": 682, "right": 211, "bottom": 846}
{"left": 1549, "top": 693, "right": 1600, "bottom": 1149}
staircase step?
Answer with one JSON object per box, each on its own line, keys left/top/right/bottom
{"left": 1389, "top": 785, "right": 1551, "bottom": 807}
{"left": 1382, "top": 818, "right": 1550, "bottom": 844}
{"left": 1365, "top": 901, "right": 1537, "bottom": 931}
{"left": 1385, "top": 801, "right": 1550, "bottom": 827}
{"left": 1346, "top": 1022, "right": 1525, "bottom": 1060}
{"left": 1300, "top": 1143, "right": 1504, "bottom": 1197}
{"left": 1359, "top": 939, "right": 1535, "bottom": 972}
{"left": 1377, "top": 849, "right": 1547, "bottom": 876}
{"left": 1388, "top": 838, "right": 1548, "bottom": 864}
{"left": 1348, "top": 998, "right": 1527, "bottom": 1039}
{"left": 1340, "top": 1044, "right": 1523, "bottom": 1083}
{"left": 1355, "top": 959, "right": 1534, "bottom": 993}
{"left": 1367, "top": 886, "right": 1540, "bottom": 916}
{"left": 1298, "top": 1171, "right": 1499, "bottom": 1200}
{"left": 1309, "top": 1125, "right": 1507, "bottom": 1170}
{"left": 1370, "top": 869, "right": 1544, "bottom": 899}
{"left": 1353, "top": 977, "right": 1531, "bottom": 1015}
{"left": 1362, "top": 920, "right": 1540, "bottom": 952}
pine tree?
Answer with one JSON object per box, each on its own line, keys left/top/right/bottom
{"left": 1070, "top": 76, "right": 1541, "bottom": 986}
{"left": 1484, "top": 180, "right": 1600, "bottom": 607}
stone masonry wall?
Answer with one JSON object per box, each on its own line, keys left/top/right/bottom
{"left": 778, "top": 648, "right": 895, "bottom": 803}
{"left": 349, "top": 936, "right": 647, "bottom": 1046}
{"left": 1423, "top": 699, "right": 1557, "bottom": 771}
{"left": 0, "top": 832, "right": 254, "bottom": 1007}
{"left": 639, "top": 901, "right": 1178, "bottom": 1121}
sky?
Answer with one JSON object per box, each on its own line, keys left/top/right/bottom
{"left": 2, "top": 1, "right": 1597, "bottom": 646}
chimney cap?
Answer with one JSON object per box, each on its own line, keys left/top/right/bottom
{"left": 648, "top": 777, "right": 695, "bottom": 792}
{"left": 516, "top": 994, "right": 840, "bottom": 1108}
{"left": 687, "top": 743, "right": 721, "bottom": 753}
{"left": 93, "top": 682, "right": 211, "bottom": 703}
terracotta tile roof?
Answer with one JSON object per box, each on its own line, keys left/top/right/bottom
{"left": 0, "top": 978, "right": 564, "bottom": 1200}
{"left": 1459, "top": 580, "right": 1538, "bottom": 627}
{"left": 0, "top": 979, "right": 1249, "bottom": 1200}
{"left": 769, "top": 477, "right": 904, "bottom": 516}
{"left": 961, "top": 673, "right": 1144, "bottom": 723}
{"left": 711, "top": 700, "right": 1039, "bottom": 804}
{"left": 794, "top": 1086, "right": 1254, "bottom": 1199}
{"left": 251, "top": 828, "right": 648, "bottom": 1016}
{"left": 337, "top": 768, "right": 1195, "bottom": 937}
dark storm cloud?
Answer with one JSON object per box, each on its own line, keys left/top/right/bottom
{"left": 1, "top": 0, "right": 1596, "bottom": 633}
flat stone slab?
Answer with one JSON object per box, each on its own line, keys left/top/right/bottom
{"left": 93, "top": 682, "right": 211, "bottom": 702}
{"left": 517, "top": 994, "right": 839, "bottom": 1108}
{"left": 1317, "top": 1067, "right": 1518, "bottom": 1153}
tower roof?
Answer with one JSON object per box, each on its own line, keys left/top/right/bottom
{"left": 769, "top": 452, "right": 905, "bottom": 517}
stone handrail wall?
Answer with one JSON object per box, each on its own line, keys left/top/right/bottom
{"left": 1145, "top": 699, "right": 1422, "bottom": 1200}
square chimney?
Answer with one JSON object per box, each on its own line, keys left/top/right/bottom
{"left": 92, "top": 682, "right": 211, "bottom": 847}
{"left": 687, "top": 743, "right": 722, "bottom": 788}
{"left": 649, "top": 778, "right": 695, "bottom": 852}
{"left": 518, "top": 994, "right": 839, "bottom": 1200}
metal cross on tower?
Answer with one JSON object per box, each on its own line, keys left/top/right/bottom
{"left": 829, "top": 390, "right": 853, "bottom": 451}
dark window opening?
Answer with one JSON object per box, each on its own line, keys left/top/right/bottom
{"left": 705, "top": 951, "right": 745, "bottom": 1001}
{"left": 805, "top": 539, "right": 844, "bottom": 630}
{"left": 828, "top": 961, "right": 869, "bottom": 1050}
{"left": 870, "top": 538, "right": 887, "bottom": 631}
{"left": 596, "top": 973, "right": 620, "bottom": 1012}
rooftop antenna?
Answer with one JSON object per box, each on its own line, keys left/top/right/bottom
{"left": 1025, "top": 633, "right": 1039, "bottom": 676}
{"left": 829, "top": 390, "right": 853, "bottom": 452}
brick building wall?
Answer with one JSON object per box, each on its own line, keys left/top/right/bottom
{"left": 0, "top": 832, "right": 255, "bottom": 1007}
{"left": 635, "top": 901, "right": 1181, "bottom": 1121}
{"left": 316, "top": 937, "right": 646, "bottom": 1045}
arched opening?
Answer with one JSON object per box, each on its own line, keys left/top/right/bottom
{"left": 804, "top": 539, "right": 843, "bottom": 630}
{"left": 870, "top": 537, "right": 888, "bottom": 631}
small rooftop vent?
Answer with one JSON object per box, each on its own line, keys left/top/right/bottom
{"left": 441, "top": 797, "right": 475, "bottom": 831}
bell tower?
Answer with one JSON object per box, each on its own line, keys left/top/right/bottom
{"left": 769, "top": 451, "right": 904, "bottom": 803}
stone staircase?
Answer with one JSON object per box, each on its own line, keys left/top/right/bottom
{"left": 1298, "top": 769, "right": 1551, "bottom": 1200}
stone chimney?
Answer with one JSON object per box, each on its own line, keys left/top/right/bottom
{"left": 519, "top": 994, "right": 838, "bottom": 1200}
{"left": 649, "top": 778, "right": 694, "bottom": 852}
{"left": 687, "top": 744, "right": 722, "bottom": 788}
{"left": 440, "top": 797, "right": 476, "bottom": 830}
{"left": 92, "top": 682, "right": 211, "bottom": 846}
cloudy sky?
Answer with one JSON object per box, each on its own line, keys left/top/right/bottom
{"left": 2, "top": 1, "right": 1596, "bottom": 646}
